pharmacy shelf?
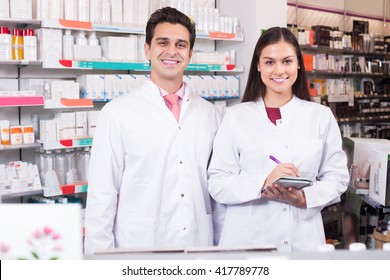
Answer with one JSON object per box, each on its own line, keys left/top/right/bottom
{"left": 0, "top": 143, "right": 41, "bottom": 151}
{"left": 40, "top": 19, "right": 244, "bottom": 41}
{"left": 44, "top": 98, "right": 93, "bottom": 109}
{"left": 196, "top": 31, "right": 244, "bottom": 41}
{"left": 306, "top": 70, "right": 385, "bottom": 77}
{"left": 41, "top": 18, "right": 145, "bottom": 34}
{"left": 0, "top": 60, "right": 42, "bottom": 66}
{"left": 327, "top": 95, "right": 349, "bottom": 103}
{"left": 39, "top": 138, "right": 93, "bottom": 150}
{"left": 204, "top": 95, "right": 240, "bottom": 100}
{"left": 337, "top": 115, "right": 390, "bottom": 123}
{"left": 0, "top": 96, "right": 45, "bottom": 107}
{"left": 42, "top": 59, "right": 243, "bottom": 73}
{"left": 0, "top": 189, "right": 43, "bottom": 200}
{"left": 43, "top": 182, "right": 88, "bottom": 197}
{"left": 0, "top": 18, "right": 41, "bottom": 27}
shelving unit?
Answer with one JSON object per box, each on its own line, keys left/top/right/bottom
{"left": 0, "top": 3, "right": 243, "bottom": 213}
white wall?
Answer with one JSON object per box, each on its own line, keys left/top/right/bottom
{"left": 217, "top": 0, "right": 287, "bottom": 100}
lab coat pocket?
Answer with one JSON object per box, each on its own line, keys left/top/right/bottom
{"left": 219, "top": 213, "right": 265, "bottom": 248}
{"left": 117, "top": 217, "right": 157, "bottom": 249}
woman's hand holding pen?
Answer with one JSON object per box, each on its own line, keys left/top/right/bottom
{"left": 262, "top": 162, "right": 299, "bottom": 190}
{"left": 260, "top": 161, "right": 307, "bottom": 208}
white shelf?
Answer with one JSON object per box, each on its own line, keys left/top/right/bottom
{"left": 41, "top": 18, "right": 145, "bottom": 34}
{"left": 0, "top": 143, "right": 41, "bottom": 151}
{"left": 42, "top": 59, "right": 243, "bottom": 73}
{"left": 0, "top": 96, "right": 45, "bottom": 107}
{"left": 39, "top": 138, "right": 93, "bottom": 150}
{"left": 0, "top": 60, "right": 42, "bottom": 66}
{"left": 0, "top": 189, "right": 43, "bottom": 200}
{"left": 0, "top": 18, "right": 41, "bottom": 26}
{"left": 44, "top": 98, "right": 93, "bottom": 109}
{"left": 43, "top": 182, "right": 88, "bottom": 197}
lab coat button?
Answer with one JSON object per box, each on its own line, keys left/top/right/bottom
{"left": 284, "top": 145, "right": 288, "bottom": 149}
{"left": 182, "top": 227, "right": 187, "bottom": 230}
{"left": 181, "top": 194, "right": 184, "bottom": 197}
{"left": 179, "top": 161, "right": 183, "bottom": 164}
{"left": 284, "top": 241, "right": 288, "bottom": 245}
{"left": 178, "top": 126, "right": 181, "bottom": 130}
{"left": 283, "top": 208, "right": 287, "bottom": 211}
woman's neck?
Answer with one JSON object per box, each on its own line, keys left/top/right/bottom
{"left": 263, "top": 93, "right": 293, "bottom": 108}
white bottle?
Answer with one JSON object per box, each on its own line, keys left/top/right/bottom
{"left": 75, "top": 30, "right": 87, "bottom": 46}
{"left": 22, "top": 29, "right": 37, "bottom": 61}
{"left": 101, "top": 0, "right": 111, "bottom": 24}
{"left": 0, "top": 26, "right": 12, "bottom": 60}
{"left": 89, "top": 0, "right": 101, "bottom": 24}
{"left": 0, "top": 0, "right": 10, "bottom": 18}
{"left": 87, "top": 31, "right": 98, "bottom": 46}
{"left": 64, "top": 0, "right": 78, "bottom": 20}
{"left": 50, "top": 0, "right": 64, "bottom": 20}
{"left": 78, "top": 0, "right": 90, "bottom": 22}
{"left": 62, "top": 29, "right": 74, "bottom": 60}
{"left": 36, "top": 0, "right": 50, "bottom": 20}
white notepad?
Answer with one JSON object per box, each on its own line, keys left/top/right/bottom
{"left": 273, "top": 176, "right": 313, "bottom": 190}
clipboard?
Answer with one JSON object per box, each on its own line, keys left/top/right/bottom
{"left": 273, "top": 176, "right": 313, "bottom": 190}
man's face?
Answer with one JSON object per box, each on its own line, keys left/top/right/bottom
{"left": 144, "top": 22, "right": 192, "bottom": 86}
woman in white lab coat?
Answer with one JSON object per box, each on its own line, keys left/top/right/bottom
{"left": 208, "top": 27, "right": 349, "bottom": 252}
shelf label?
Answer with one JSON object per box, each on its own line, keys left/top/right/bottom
{"left": 58, "top": 19, "right": 92, "bottom": 30}
{"left": 78, "top": 138, "right": 93, "bottom": 146}
{"left": 209, "top": 32, "right": 236, "bottom": 39}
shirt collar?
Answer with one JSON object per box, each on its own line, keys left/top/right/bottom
{"left": 152, "top": 81, "right": 185, "bottom": 99}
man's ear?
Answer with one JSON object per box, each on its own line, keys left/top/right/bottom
{"left": 144, "top": 43, "right": 151, "bottom": 61}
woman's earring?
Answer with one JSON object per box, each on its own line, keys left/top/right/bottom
{"left": 298, "top": 66, "right": 300, "bottom": 69}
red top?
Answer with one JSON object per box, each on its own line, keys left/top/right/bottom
{"left": 265, "top": 107, "right": 282, "bottom": 125}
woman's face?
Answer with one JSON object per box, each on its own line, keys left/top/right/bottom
{"left": 257, "top": 40, "right": 299, "bottom": 98}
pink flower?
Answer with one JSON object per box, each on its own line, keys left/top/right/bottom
{"left": 33, "top": 229, "right": 42, "bottom": 239}
{"left": 0, "top": 243, "right": 9, "bottom": 253}
{"left": 52, "top": 233, "right": 61, "bottom": 240}
{"left": 43, "top": 227, "right": 53, "bottom": 235}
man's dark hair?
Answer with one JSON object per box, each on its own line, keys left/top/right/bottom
{"left": 145, "top": 7, "right": 196, "bottom": 50}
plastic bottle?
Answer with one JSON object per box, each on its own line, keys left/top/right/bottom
{"left": 64, "top": 0, "right": 78, "bottom": 20}
{"left": 22, "top": 29, "right": 37, "bottom": 61}
{"left": 54, "top": 150, "right": 66, "bottom": 186}
{"left": 62, "top": 29, "right": 74, "bottom": 60}
{"left": 0, "top": 0, "right": 10, "bottom": 18}
{"left": 65, "top": 149, "right": 76, "bottom": 184}
{"left": 43, "top": 80, "right": 51, "bottom": 100}
{"left": 76, "top": 147, "right": 90, "bottom": 181}
{"left": 43, "top": 150, "right": 54, "bottom": 186}
{"left": 101, "top": 0, "right": 111, "bottom": 24}
{"left": 0, "top": 26, "right": 12, "bottom": 60}
{"left": 78, "top": 0, "right": 90, "bottom": 22}
{"left": 75, "top": 30, "right": 87, "bottom": 46}
{"left": 89, "top": 0, "right": 101, "bottom": 24}
{"left": 87, "top": 31, "right": 99, "bottom": 46}
{"left": 50, "top": 0, "right": 64, "bottom": 19}
{"left": 11, "top": 28, "right": 23, "bottom": 60}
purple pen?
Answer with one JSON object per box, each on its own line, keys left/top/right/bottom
{"left": 269, "top": 155, "right": 281, "bottom": 164}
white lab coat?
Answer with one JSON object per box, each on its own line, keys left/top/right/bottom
{"left": 84, "top": 80, "right": 220, "bottom": 254}
{"left": 208, "top": 96, "right": 349, "bottom": 252}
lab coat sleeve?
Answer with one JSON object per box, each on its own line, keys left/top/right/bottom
{"left": 301, "top": 109, "right": 349, "bottom": 220}
{"left": 208, "top": 109, "right": 265, "bottom": 204}
{"left": 84, "top": 103, "right": 124, "bottom": 254}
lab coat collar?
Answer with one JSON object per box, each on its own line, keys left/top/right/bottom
{"left": 257, "top": 95, "right": 302, "bottom": 116}
{"left": 143, "top": 79, "right": 191, "bottom": 102}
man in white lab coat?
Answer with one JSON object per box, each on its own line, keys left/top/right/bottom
{"left": 84, "top": 7, "right": 220, "bottom": 254}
